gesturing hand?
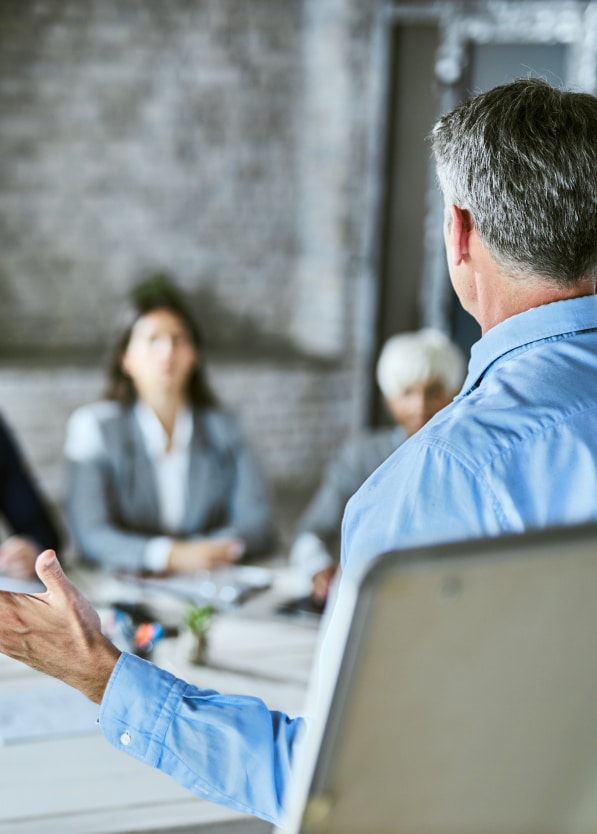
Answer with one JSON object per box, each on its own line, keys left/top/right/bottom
{"left": 0, "top": 550, "right": 121, "bottom": 703}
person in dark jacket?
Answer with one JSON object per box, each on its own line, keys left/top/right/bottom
{"left": 0, "top": 414, "right": 62, "bottom": 579}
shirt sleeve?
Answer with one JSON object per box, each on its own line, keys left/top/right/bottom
{"left": 341, "top": 435, "right": 508, "bottom": 580}
{"left": 99, "top": 653, "right": 305, "bottom": 825}
{"left": 63, "top": 407, "right": 106, "bottom": 461}
{"left": 143, "top": 536, "right": 172, "bottom": 572}
{"left": 288, "top": 531, "right": 334, "bottom": 579}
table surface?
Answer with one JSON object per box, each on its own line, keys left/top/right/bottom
{"left": 0, "top": 562, "right": 321, "bottom": 834}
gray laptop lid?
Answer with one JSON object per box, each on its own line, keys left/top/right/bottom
{"left": 279, "top": 524, "right": 597, "bottom": 834}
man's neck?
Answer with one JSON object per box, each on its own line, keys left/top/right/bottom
{"left": 446, "top": 209, "right": 596, "bottom": 334}
{"left": 475, "top": 274, "right": 595, "bottom": 335}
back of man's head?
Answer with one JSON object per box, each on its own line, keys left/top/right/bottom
{"left": 431, "top": 78, "right": 597, "bottom": 287}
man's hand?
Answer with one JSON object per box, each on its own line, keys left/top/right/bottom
{"left": 0, "top": 550, "right": 121, "bottom": 703}
{"left": 0, "top": 535, "right": 39, "bottom": 579}
{"left": 168, "top": 538, "right": 246, "bottom": 572}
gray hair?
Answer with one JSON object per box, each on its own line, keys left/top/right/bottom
{"left": 375, "top": 329, "right": 466, "bottom": 399}
{"left": 431, "top": 78, "right": 597, "bottom": 286}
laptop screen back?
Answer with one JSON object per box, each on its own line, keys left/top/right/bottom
{"left": 282, "top": 524, "right": 597, "bottom": 834}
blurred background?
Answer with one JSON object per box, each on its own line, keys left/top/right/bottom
{"left": 0, "top": 0, "right": 595, "bottom": 542}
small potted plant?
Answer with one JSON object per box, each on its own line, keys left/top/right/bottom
{"left": 183, "top": 604, "right": 216, "bottom": 665}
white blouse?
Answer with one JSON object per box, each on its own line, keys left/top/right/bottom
{"left": 65, "top": 400, "right": 193, "bottom": 572}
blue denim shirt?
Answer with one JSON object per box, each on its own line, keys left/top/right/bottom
{"left": 100, "top": 295, "right": 597, "bottom": 825}
{"left": 342, "top": 295, "right": 597, "bottom": 579}
{"left": 99, "top": 651, "right": 304, "bottom": 824}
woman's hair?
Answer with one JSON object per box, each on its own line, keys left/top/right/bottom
{"left": 104, "top": 273, "right": 218, "bottom": 408}
{"left": 375, "top": 329, "right": 466, "bottom": 399}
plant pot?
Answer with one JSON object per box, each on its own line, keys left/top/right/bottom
{"left": 189, "top": 632, "right": 209, "bottom": 665}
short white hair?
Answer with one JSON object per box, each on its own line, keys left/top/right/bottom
{"left": 375, "top": 329, "right": 466, "bottom": 398}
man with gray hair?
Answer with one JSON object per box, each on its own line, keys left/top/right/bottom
{"left": 342, "top": 76, "right": 597, "bottom": 582}
{"left": 1, "top": 78, "right": 597, "bottom": 826}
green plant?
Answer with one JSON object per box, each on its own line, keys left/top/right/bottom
{"left": 183, "top": 604, "right": 216, "bottom": 635}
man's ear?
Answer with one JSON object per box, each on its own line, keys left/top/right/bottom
{"left": 448, "top": 205, "right": 473, "bottom": 266}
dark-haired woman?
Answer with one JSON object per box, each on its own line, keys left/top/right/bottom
{"left": 64, "top": 279, "right": 275, "bottom": 574}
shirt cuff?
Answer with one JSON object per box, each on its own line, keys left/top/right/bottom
{"left": 289, "top": 532, "right": 334, "bottom": 579}
{"left": 64, "top": 406, "right": 105, "bottom": 460}
{"left": 98, "top": 652, "right": 189, "bottom": 765}
{"left": 144, "top": 536, "right": 172, "bottom": 573}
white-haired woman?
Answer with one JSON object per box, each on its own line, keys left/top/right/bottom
{"left": 289, "top": 328, "right": 466, "bottom": 606}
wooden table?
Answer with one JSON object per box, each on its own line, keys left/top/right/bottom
{"left": 0, "top": 564, "right": 320, "bottom": 834}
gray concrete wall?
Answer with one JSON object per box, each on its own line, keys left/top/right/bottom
{"left": 0, "top": 0, "right": 382, "bottom": 534}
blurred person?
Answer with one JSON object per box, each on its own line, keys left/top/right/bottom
{"left": 0, "top": 413, "right": 62, "bottom": 579}
{"left": 290, "top": 329, "right": 466, "bottom": 605}
{"left": 64, "top": 274, "right": 275, "bottom": 574}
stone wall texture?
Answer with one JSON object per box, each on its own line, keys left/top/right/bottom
{"left": 0, "top": 0, "right": 382, "bottom": 535}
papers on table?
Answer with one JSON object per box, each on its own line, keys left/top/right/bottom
{"left": 0, "top": 575, "right": 45, "bottom": 593}
{"left": 122, "top": 564, "right": 273, "bottom": 610}
{"left": 0, "top": 680, "right": 100, "bottom": 745}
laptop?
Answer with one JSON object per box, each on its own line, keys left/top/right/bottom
{"left": 279, "top": 523, "right": 597, "bottom": 834}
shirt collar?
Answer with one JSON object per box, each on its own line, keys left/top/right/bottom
{"left": 133, "top": 400, "right": 193, "bottom": 458}
{"left": 458, "top": 295, "right": 597, "bottom": 398}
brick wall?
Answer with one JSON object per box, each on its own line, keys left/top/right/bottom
{"left": 0, "top": 0, "right": 382, "bottom": 537}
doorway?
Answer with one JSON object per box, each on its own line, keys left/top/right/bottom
{"left": 371, "top": 0, "right": 592, "bottom": 426}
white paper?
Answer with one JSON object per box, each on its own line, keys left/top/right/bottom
{"left": 0, "top": 575, "right": 45, "bottom": 593}
{"left": 123, "top": 564, "right": 273, "bottom": 608}
{"left": 0, "top": 680, "right": 100, "bottom": 745}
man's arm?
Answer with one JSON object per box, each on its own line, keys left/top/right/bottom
{"left": 0, "top": 550, "right": 304, "bottom": 824}
{"left": 100, "top": 652, "right": 303, "bottom": 823}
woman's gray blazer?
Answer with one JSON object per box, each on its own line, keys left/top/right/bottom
{"left": 65, "top": 402, "right": 276, "bottom": 572}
